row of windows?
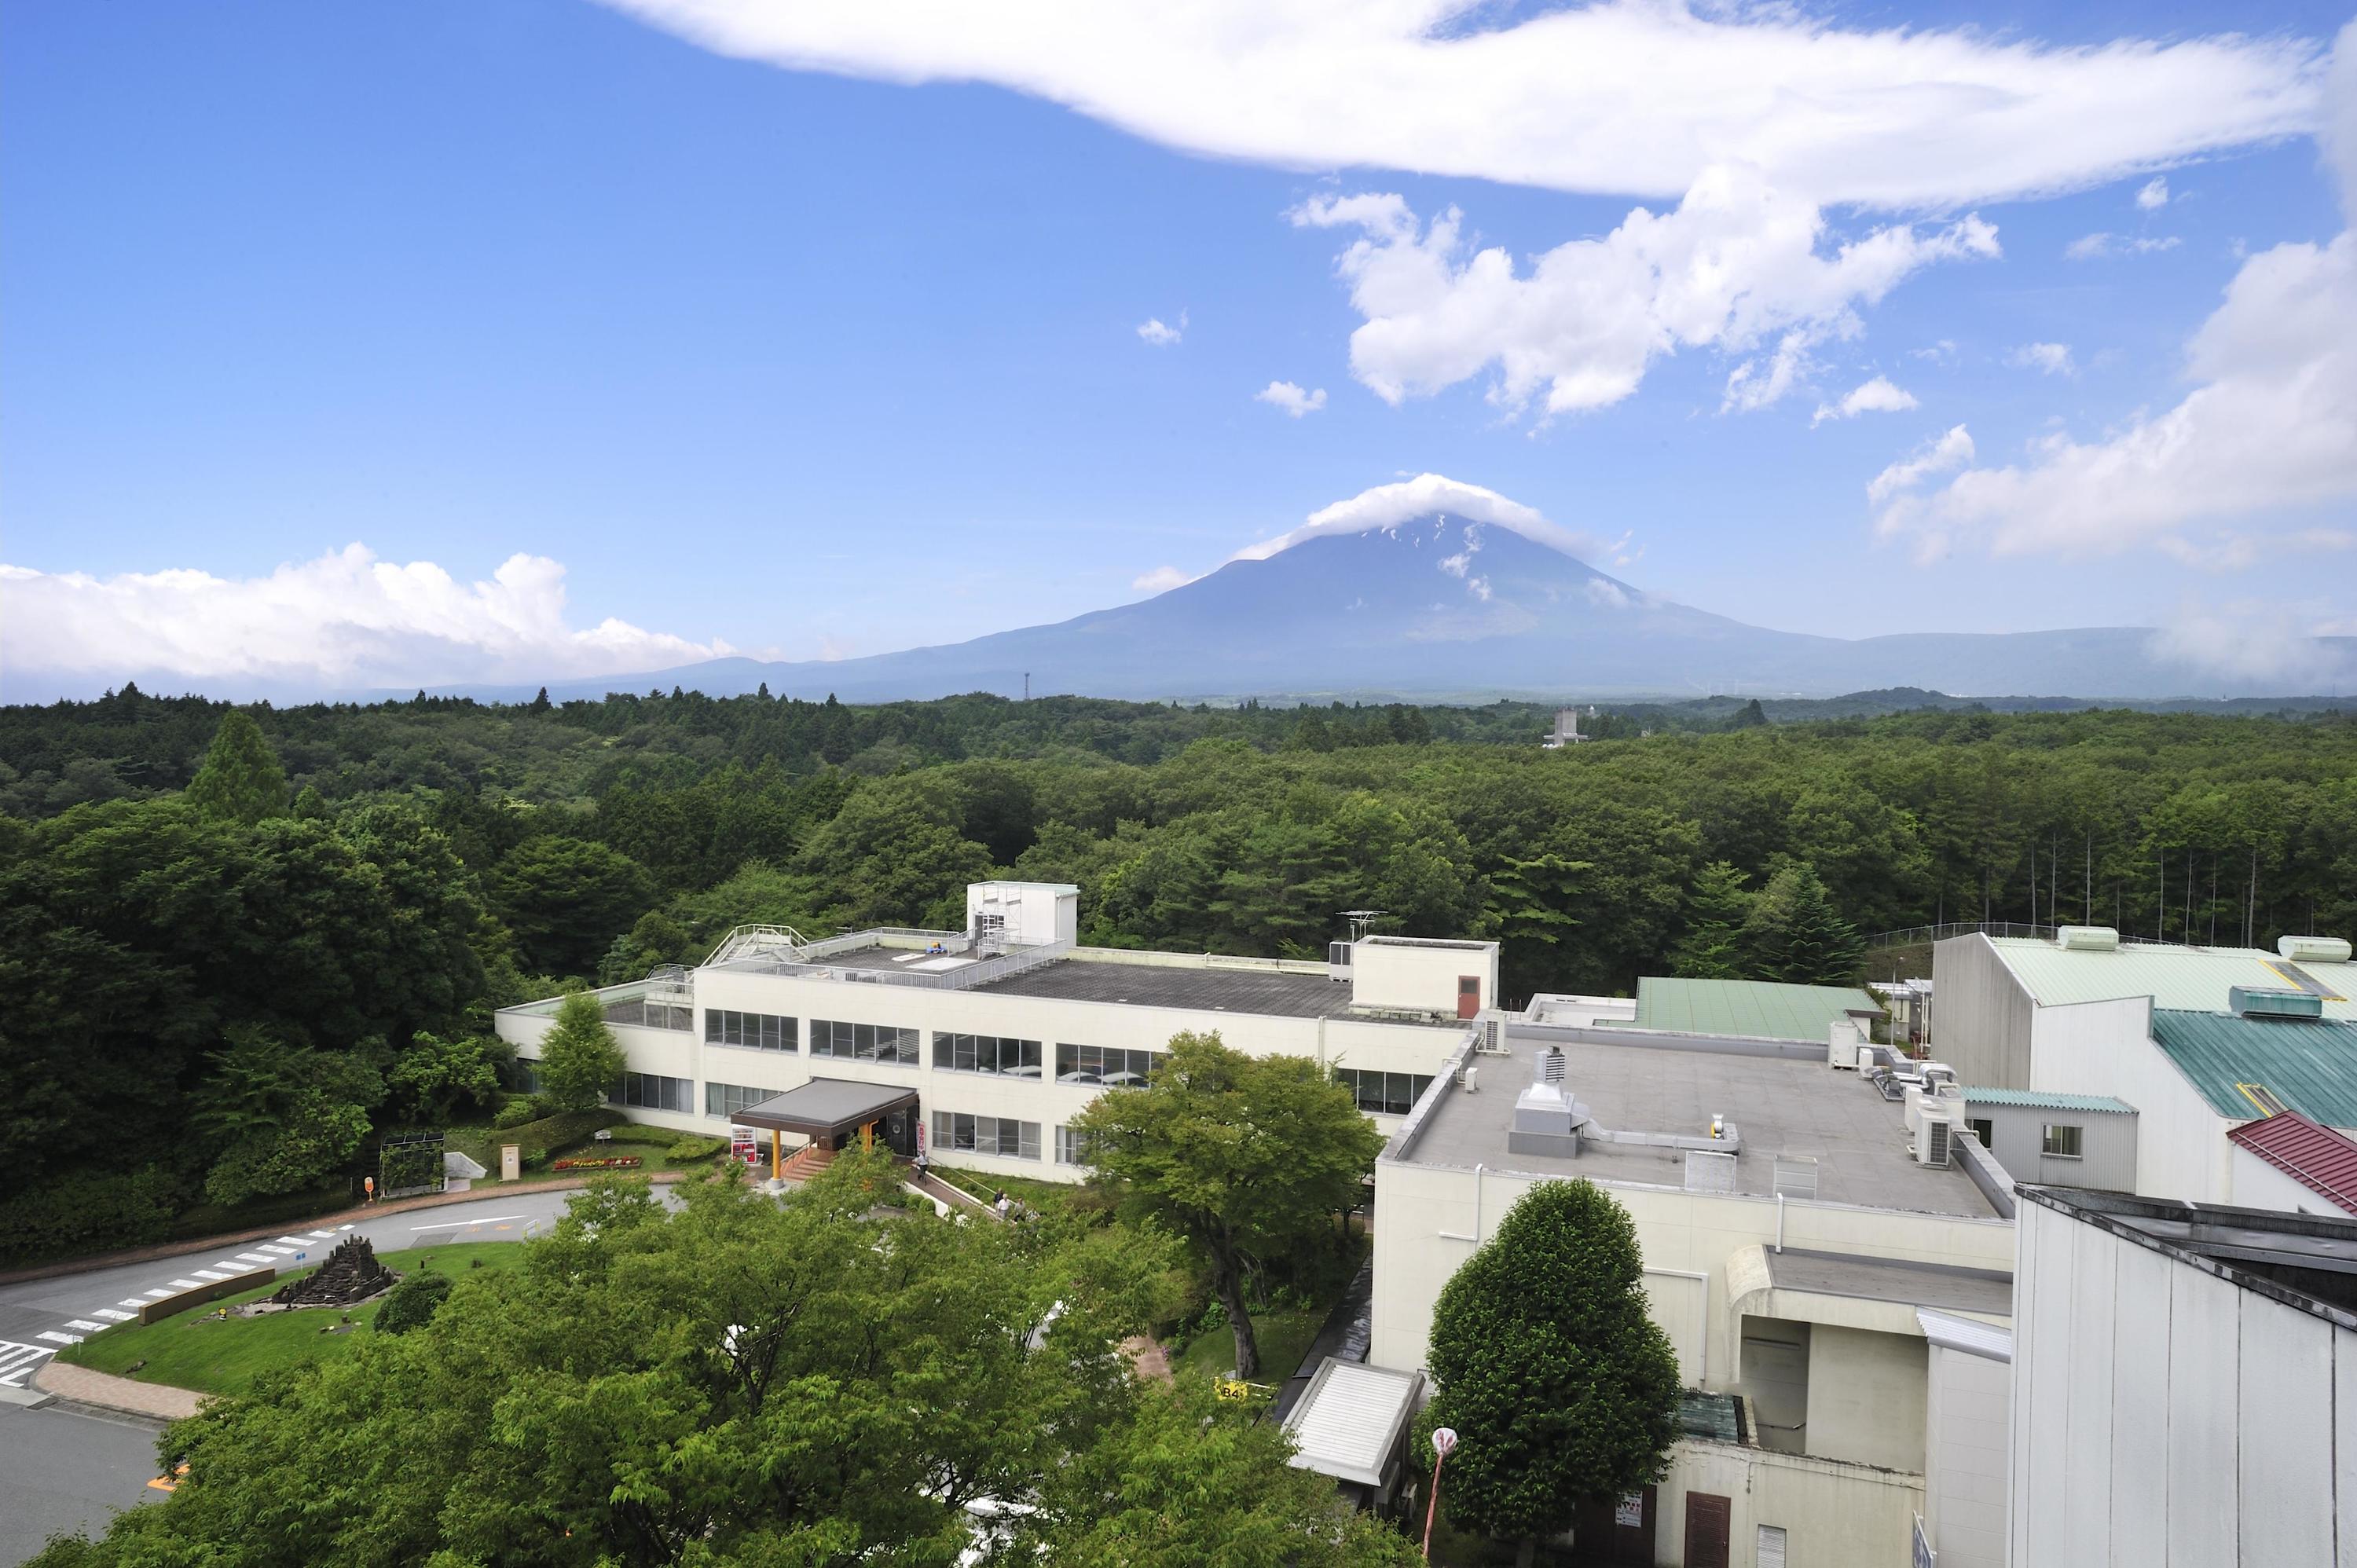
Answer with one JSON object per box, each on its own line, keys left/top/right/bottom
{"left": 935, "top": 1033, "right": 1044, "bottom": 1077}
{"left": 932, "top": 1111, "right": 1041, "bottom": 1160}
{"left": 1332, "top": 1068, "right": 1435, "bottom": 1117}
{"left": 812, "top": 1019, "right": 922, "bottom": 1065}
{"left": 1056, "top": 1043, "right": 1158, "bottom": 1086}
{"left": 706, "top": 1081, "right": 783, "bottom": 1120}
{"left": 605, "top": 999, "right": 693, "bottom": 1031}
{"left": 707, "top": 1009, "right": 794, "bottom": 1052}
{"left": 614, "top": 1072, "right": 695, "bottom": 1113}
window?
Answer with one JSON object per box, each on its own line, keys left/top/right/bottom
{"left": 614, "top": 1072, "right": 693, "bottom": 1113}
{"left": 704, "top": 1009, "right": 795, "bottom": 1052}
{"left": 1755, "top": 1525, "right": 1787, "bottom": 1568}
{"left": 1332, "top": 1068, "right": 1435, "bottom": 1116}
{"left": 932, "top": 1111, "right": 1041, "bottom": 1160}
{"left": 1054, "top": 1125, "right": 1094, "bottom": 1166}
{"left": 811, "top": 1019, "right": 920, "bottom": 1065}
{"left": 1968, "top": 1118, "right": 1995, "bottom": 1149}
{"left": 933, "top": 1033, "right": 1044, "bottom": 1078}
{"left": 603, "top": 998, "right": 693, "bottom": 1031}
{"left": 513, "top": 1058, "right": 542, "bottom": 1095}
{"left": 2042, "top": 1123, "right": 2084, "bottom": 1159}
{"left": 1054, "top": 1043, "right": 1160, "bottom": 1086}
{"left": 706, "top": 1081, "right": 781, "bottom": 1120}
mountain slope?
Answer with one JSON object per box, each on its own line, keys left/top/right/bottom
{"left": 460, "top": 517, "right": 2355, "bottom": 702}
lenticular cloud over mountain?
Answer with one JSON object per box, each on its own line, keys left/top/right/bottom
{"left": 1233, "top": 474, "right": 1612, "bottom": 565}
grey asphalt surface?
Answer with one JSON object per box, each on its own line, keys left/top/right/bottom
{"left": 0, "top": 1189, "right": 607, "bottom": 1563}
{"left": 0, "top": 1402, "right": 166, "bottom": 1566}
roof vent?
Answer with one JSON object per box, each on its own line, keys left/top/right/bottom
{"left": 1538, "top": 1046, "right": 1566, "bottom": 1084}
{"left": 2230, "top": 986, "right": 2325, "bottom": 1021}
{"left": 2056, "top": 926, "right": 2120, "bottom": 952}
{"left": 2278, "top": 935, "right": 2353, "bottom": 965}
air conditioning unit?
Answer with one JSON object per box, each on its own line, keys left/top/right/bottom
{"left": 1475, "top": 1018, "right": 1510, "bottom": 1055}
{"left": 1326, "top": 940, "right": 1354, "bottom": 983}
{"left": 1856, "top": 1045, "right": 1878, "bottom": 1072}
{"left": 1828, "top": 1019, "right": 1868, "bottom": 1069}
{"left": 1914, "top": 1112, "right": 1955, "bottom": 1169}
{"left": 1904, "top": 1081, "right": 1964, "bottom": 1136}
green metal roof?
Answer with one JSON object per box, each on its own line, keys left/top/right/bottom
{"left": 1961, "top": 1088, "right": 2137, "bottom": 1115}
{"left": 2149, "top": 1009, "right": 2357, "bottom": 1127}
{"left": 1986, "top": 937, "right": 2357, "bottom": 1022}
{"left": 1632, "top": 977, "right": 1882, "bottom": 1042}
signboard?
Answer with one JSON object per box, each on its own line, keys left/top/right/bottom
{"left": 1615, "top": 1493, "right": 1644, "bottom": 1528}
{"left": 1912, "top": 1514, "right": 1936, "bottom": 1568}
{"left": 500, "top": 1144, "right": 521, "bottom": 1182}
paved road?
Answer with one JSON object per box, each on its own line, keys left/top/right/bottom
{"left": 0, "top": 1189, "right": 604, "bottom": 1562}
{"left": 0, "top": 1402, "right": 166, "bottom": 1566}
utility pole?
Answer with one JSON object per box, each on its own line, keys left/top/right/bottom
{"left": 1023, "top": 672, "right": 1030, "bottom": 702}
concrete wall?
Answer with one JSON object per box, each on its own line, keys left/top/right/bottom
{"left": 497, "top": 969, "right": 1468, "bottom": 1179}
{"left": 1805, "top": 1325, "right": 1927, "bottom": 1471}
{"left": 1368, "top": 1156, "right": 2015, "bottom": 1387}
{"left": 1350, "top": 937, "right": 1499, "bottom": 1016}
{"left": 1657, "top": 1440, "right": 1926, "bottom": 1568}
{"left": 1923, "top": 1343, "right": 2010, "bottom": 1568}
{"left": 2230, "top": 1144, "right": 2357, "bottom": 1218}
{"left": 1968, "top": 1098, "right": 2139, "bottom": 1191}
{"left": 1932, "top": 935, "right": 2036, "bottom": 1088}
{"left": 2010, "top": 1196, "right": 2355, "bottom": 1566}
{"left": 2023, "top": 996, "right": 2244, "bottom": 1205}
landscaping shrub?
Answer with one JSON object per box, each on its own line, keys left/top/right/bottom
{"left": 375, "top": 1271, "right": 455, "bottom": 1335}
{"left": 499, "top": 1108, "right": 624, "bottom": 1163}
{"left": 0, "top": 1167, "right": 176, "bottom": 1266}
{"left": 667, "top": 1135, "right": 727, "bottom": 1162}
{"left": 490, "top": 1100, "right": 539, "bottom": 1130}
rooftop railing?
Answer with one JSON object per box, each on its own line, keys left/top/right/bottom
{"left": 725, "top": 936, "right": 1076, "bottom": 992}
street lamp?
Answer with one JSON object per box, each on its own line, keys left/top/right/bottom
{"left": 1422, "top": 1427, "right": 1457, "bottom": 1561}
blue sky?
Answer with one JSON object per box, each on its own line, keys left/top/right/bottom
{"left": 5, "top": 0, "right": 2355, "bottom": 695}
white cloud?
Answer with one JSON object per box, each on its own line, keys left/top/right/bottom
{"left": 1910, "top": 339, "right": 1959, "bottom": 363}
{"left": 1293, "top": 170, "right": 1998, "bottom": 417}
{"left": 1813, "top": 376, "right": 1920, "bottom": 425}
{"left": 599, "top": 2, "right": 2323, "bottom": 209}
{"left": 1136, "top": 310, "right": 1186, "bottom": 346}
{"left": 1868, "top": 425, "right": 1976, "bottom": 504}
{"left": 2008, "top": 342, "right": 2077, "bottom": 376}
{"left": 1131, "top": 565, "right": 1192, "bottom": 593}
{"left": 2065, "top": 232, "right": 2183, "bottom": 259}
{"left": 1254, "top": 379, "right": 1328, "bottom": 416}
{"left": 1235, "top": 472, "right": 1609, "bottom": 563}
{"left": 1875, "top": 21, "right": 2357, "bottom": 569}
{"left": 0, "top": 545, "right": 734, "bottom": 692}
{"left": 2138, "top": 175, "right": 2172, "bottom": 210}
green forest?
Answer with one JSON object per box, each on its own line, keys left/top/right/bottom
{"left": 4, "top": 684, "right": 2353, "bottom": 1263}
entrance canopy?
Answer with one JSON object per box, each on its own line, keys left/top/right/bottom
{"left": 734, "top": 1079, "right": 918, "bottom": 1141}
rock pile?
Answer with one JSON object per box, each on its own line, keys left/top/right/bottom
{"left": 269, "top": 1235, "right": 394, "bottom": 1307}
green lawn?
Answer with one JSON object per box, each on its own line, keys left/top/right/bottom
{"left": 59, "top": 1242, "right": 525, "bottom": 1398}
{"left": 1169, "top": 1306, "right": 1328, "bottom": 1385}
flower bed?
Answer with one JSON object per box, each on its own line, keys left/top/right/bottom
{"left": 550, "top": 1156, "right": 643, "bottom": 1172}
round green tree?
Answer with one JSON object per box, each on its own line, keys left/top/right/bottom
{"left": 1425, "top": 1179, "right": 1680, "bottom": 1548}
{"left": 535, "top": 992, "right": 626, "bottom": 1113}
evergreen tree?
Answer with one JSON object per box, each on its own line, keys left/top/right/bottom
{"left": 528, "top": 686, "right": 552, "bottom": 713}
{"left": 537, "top": 992, "right": 626, "bottom": 1112}
{"left": 1728, "top": 698, "right": 1768, "bottom": 730}
{"left": 182, "top": 710, "right": 290, "bottom": 824}
{"left": 1424, "top": 1180, "right": 1680, "bottom": 1551}
{"left": 1738, "top": 863, "right": 1867, "bottom": 984}
{"left": 1668, "top": 861, "right": 1754, "bottom": 979}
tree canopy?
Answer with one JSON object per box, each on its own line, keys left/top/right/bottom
{"left": 1069, "top": 1031, "right": 1383, "bottom": 1379}
{"left": 181, "top": 709, "right": 290, "bottom": 825}
{"left": 537, "top": 992, "right": 626, "bottom": 1113}
{"left": 1424, "top": 1180, "right": 1681, "bottom": 1546}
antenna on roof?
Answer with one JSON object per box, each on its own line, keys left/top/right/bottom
{"left": 1341, "top": 910, "right": 1386, "bottom": 943}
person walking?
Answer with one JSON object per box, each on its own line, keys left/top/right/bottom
{"left": 993, "top": 1190, "right": 1010, "bottom": 1221}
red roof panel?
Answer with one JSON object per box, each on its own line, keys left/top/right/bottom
{"left": 2228, "top": 1111, "right": 2357, "bottom": 1216}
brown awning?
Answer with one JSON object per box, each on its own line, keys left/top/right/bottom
{"left": 731, "top": 1079, "right": 918, "bottom": 1138}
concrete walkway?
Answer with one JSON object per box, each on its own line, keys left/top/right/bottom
{"left": 33, "top": 1361, "right": 203, "bottom": 1423}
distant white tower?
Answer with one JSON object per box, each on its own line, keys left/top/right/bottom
{"left": 1541, "top": 706, "right": 1585, "bottom": 749}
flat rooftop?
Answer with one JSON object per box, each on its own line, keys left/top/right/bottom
{"left": 1984, "top": 936, "right": 2357, "bottom": 1022}
{"left": 1398, "top": 1033, "right": 1997, "bottom": 1218}
{"left": 975, "top": 956, "right": 1370, "bottom": 1020}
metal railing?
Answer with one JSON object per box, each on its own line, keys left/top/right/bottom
{"left": 1868, "top": 921, "right": 2190, "bottom": 951}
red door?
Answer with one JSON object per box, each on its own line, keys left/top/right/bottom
{"left": 1683, "top": 1493, "right": 1730, "bottom": 1568}
{"left": 1457, "top": 975, "right": 1481, "bottom": 1019}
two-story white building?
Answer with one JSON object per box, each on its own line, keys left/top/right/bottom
{"left": 495, "top": 881, "right": 1497, "bottom": 1182}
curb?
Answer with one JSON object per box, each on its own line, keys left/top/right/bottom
{"left": 0, "top": 1384, "right": 57, "bottom": 1409}
{"left": 0, "top": 1171, "right": 691, "bottom": 1288}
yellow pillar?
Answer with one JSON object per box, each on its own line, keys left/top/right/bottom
{"left": 771, "top": 1129, "right": 781, "bottom": 1181}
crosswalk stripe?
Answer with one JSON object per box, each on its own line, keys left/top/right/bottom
{"left": 191, "top": 1270, "right": 225, "bottom": 1281}
{"left": 36, "top": 1331, "right": 83, "bottom": 1345}
{"left": 258, "top": 1244, "right": 297, "bottom": 1255}
{"left": 64, "top": 1318, "right": 105, "bottom": 1332}
{"left": 93, "top": 1310, "right": 134, "bottom": 1322}
{"left": 163, "top": 1281, "right": 198, "bottom": 1291}
{"left": 119, "top": 1298, "right": 148, "bottom": 1308}
{"left": 308, "top": 1229, "right": 337, "bottom": 1239}
{"left": 208, "top": 1261, "right": 244, "bottom": 1272}
{"left": 275, "top": 1236, "right": 309, "bottom": 1247}
{"left": 235, "top": 1253, "right": 275, "bottom": 1264}
{"left": 0, "top": 1342, "right": 56, "bottom": 1387}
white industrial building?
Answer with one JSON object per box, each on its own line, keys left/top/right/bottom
{"left": 2008, "top": 1185, "right": 2357, "bottom": 1567}
{"left": 1363, "top": 1009, "right": 2018, "bottom": 1568}
{"left": 496, "top": 881, "right": 1497, "bottom": 1181}
{"left": 1929, "top": 927, "right": 2357, "bottom": 1212}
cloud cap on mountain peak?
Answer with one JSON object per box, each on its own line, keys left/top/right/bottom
{"left": 1233, "top": 474, "right": 1610, "bottom": 564}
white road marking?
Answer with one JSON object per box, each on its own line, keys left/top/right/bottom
{"left": 0, "top": 1341, "right": 56, "bottom": 1388}
{"left": 274, "top": 1236, "right": 309, "bottom": 1247}
{"left": 337, "top": 1224, "right": 354, "bottom": 1232}
{"left": 119, "top": 1298, "right": 148, "bottom": 1308}
{"left": 190, "top": 1271, "right": 225, "bottom": 1281}
{"left": 258, "top": 1244, "right": 298, "bottom": 1255}
{"left": 308, "top": 1229, "right": 337, "bottom": 1239}
{"left": 410, "top": 1214, "right": 524, "bottom": 1231}
{"left": 207, "top": 1261, "right": 244, "bottom": 1272}
{"left": 163, "top": 1282, "right": 198, "bottom": 1292}
{"left": 63, "top": 1318, "right": 107, "bottom": 1332}
{"left": 235, "top": 1253, "right": 275, "bottom": 1264}
{"left": 36, "top": 1331, "right": 82, "bottom": 1345}
{"left": 93, "top": 1310, "right": 134, "bottom": 1322}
